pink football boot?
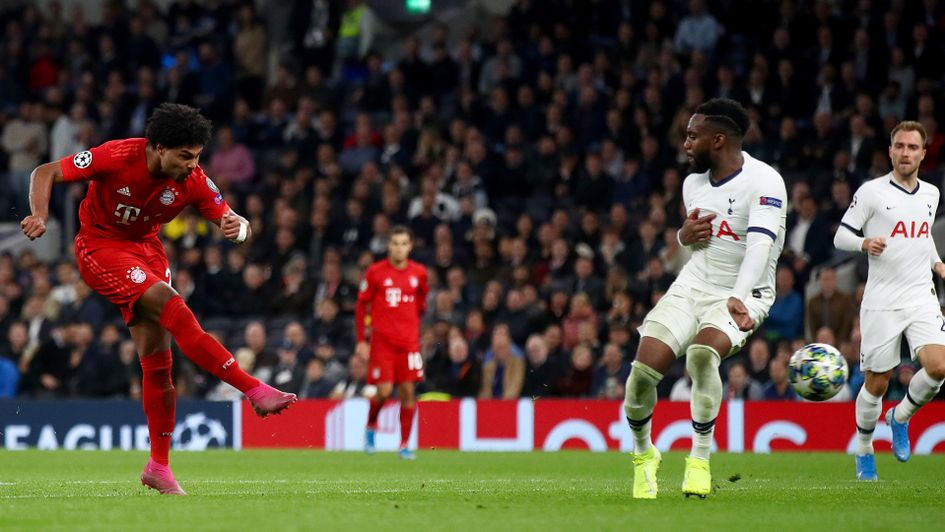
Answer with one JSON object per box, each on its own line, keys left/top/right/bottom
{"left": 140, "top": 459, "right": 186, "bottom": 495}
{"left": 246, "top": 383, "right": 297, "bottom": 418}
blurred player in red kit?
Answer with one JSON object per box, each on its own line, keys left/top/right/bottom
{"left": 21, "top": 103, "right": 296, "bottom": 495}
{"left": 355, "top": 226, "right": 428, "bottom": 459}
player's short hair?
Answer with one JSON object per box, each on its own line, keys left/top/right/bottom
{"left": 889, "top": 120, "right": 927, "bottom": 145}
{"left": 695, "top": 98, "right": 750, "bottom": 138}
{"left": 389, "top": 225, "right": 413, "bottom": 240}
{"left": 145, "top": 103, "right": 213, "bottom": 149}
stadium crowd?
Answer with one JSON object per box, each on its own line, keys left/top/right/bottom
{"left": 1, "top": 0, "right": 944, "bottom": 402}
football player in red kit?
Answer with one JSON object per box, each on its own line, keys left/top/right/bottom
{"left": 21, "top": 103, "right": 296, "bottom": 495}
{"left": 355, "top": 226, "right": 428, "bottom": 459}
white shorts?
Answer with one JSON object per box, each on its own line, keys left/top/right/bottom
{"left": 860, "top": 304, "right": 945, "bottom": 372}
{"left": 639, "top": 282, "right": 773, "bottom": 357}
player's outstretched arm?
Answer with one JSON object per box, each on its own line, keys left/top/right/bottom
{"left": 20, "top": 161, "right": 66, "bottom": 240}
{"left": 211, "top": 209, "right": 252, "bottom": 244}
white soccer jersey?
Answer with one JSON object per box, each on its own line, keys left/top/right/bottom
{"left": 674, "top": 152, "right": 788, "bottom": 297}
{"left": 840, "top": 174, "right": 940, "bottom": 310}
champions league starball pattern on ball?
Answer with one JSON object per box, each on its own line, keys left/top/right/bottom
{"left": 788, "top": 343, "right": 849, "bottom": 401}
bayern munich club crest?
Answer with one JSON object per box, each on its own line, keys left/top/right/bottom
{"left": 126, "top": 266, "right": 147, "bottom": 284}
{"left": 73, "top": 150, "right": 92, "bottom": 168}
{"left": 160, "top": 187, "right": 177, "bottom": 205}
{"left": 409, "top": 276, "right": 418, "bottom": 288}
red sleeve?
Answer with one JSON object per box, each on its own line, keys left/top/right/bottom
{"left": 416, "top": 265, "right": 428, "bottom": 317}
{"left": 354, "top": 266, "right": 376, "bottom": 342}
{"left": 59, "top": 142, "right": 121, "bottom": 182}
{"left": 191, "top": 167, "right": 230, "bottom": 221}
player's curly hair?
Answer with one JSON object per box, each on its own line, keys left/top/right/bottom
{"left": 695, "top": 98, "right": 750, "bottom": 139}
{"left": 145, "top": 103, "right": 213, "bottom": 148}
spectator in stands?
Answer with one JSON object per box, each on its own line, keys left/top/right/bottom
{"left": 3, "top": 101, "right": 48, "bottom": 215}
{"left": 591, "top": 342, "right": 631, "bottom": 399}
{"left": 806, "top": 267, "right": 855, "bottom": 343}
{"left": 480, "top": 326, "right": 525, "bottom": 399}
{"left": 724, "top": 361, "right": 764, "bottom": 401}
{"left": 745, "top": 338, "right": 771, "bottom": 385}
{"left": 426, "top": 333, "right": 481, "bottom": 398}
{"left": 762, "top": 355, "right": 796, "bottom": 400}
{"left": 209, "top": 126, "right": 256, "bottom": 192}
{"left": 555, "top": 343, "right": 594, "bottom": 397}
{"left": 765, "top": 266, "right": 804, "bottom": 342}
{"left": 561, "top": 292, "right": 598, "bottom": 351}
{"left": 329, "top": 354, "right": 371, "bottom": 400}
{"left": 521, "top": 333, "right": 558, "bottom": 398}
{"left": 300, "top": 358, "right": 335, "bottom": 399}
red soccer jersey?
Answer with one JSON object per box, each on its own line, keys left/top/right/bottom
{"left": 355, "top": 259, "right": 428, "bottom": 345}
{"left": 59, "top": 138, "right": 229, "bottom": 241}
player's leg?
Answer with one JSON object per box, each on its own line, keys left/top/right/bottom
{"left": 678, "top": 327, "right": 731, "bottom": 498}
{"left": 134, "top": 282, "right": 296, "bottom": 416}
{"left": 366, "top": 381, "right": 392, "bottom": 454}
{"left": 624, "top": 284, "right": 696, "bottom": 499}
{"left": 130, "top": 320, "right": 185, "bottom": 495}
{"left": 394, "top": 345, "right": 423, "bottom": 458}
{"left": 887, "top": 315, "right": 945, "bottom": 461}
{"left": 686, "top": 327, "right": 731, "bottom": 463}
{"left": 365, "top": 336, "right": 394, "bottom": 454}
{"left": 682, "top": 294, "right": 764, "bottom": 498}
{"left": 396, "top": 381, "right": 417, "bottom": 460}
{"left": 854, "top": 309, "right": 901, "bottom": 479}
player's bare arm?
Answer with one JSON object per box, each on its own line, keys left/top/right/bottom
{"left": 211, "top": 209, "right": 252, "bottom": 243}
{"left": 678, "top": 208, "right": 716, "bottom": 246}
{"left": 20, "top": 161, "right": 66, "bottom": 240}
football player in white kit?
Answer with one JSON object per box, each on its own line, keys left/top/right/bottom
{"left": 834, "top": 120, "right": 945, "bottom": 481}
{"left": 624, "top": 99, "right": 787, "bottom": 499}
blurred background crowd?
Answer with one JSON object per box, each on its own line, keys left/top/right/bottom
{"left": 1, "top": 0, "right": 944, "bottom": 403}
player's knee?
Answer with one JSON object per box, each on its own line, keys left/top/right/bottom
{"left": 925, "top": 358, "right": 945, "bottom": 381}
{"left": 624, "top": 361, "right": 662, "bottom": 408}
{"left": 137, "top": 282, "right": 179, "bottom": 322}
{"left": 685, "top": 344, "right": 721, "bottom": 375}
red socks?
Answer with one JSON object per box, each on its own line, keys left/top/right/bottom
{"left": 140, "top": 350, "right": 175, "bottom": 466}
{"left": 367, "top": 397, "right": 383, "bottom": 430}
{"left": 159, "top": 295, "right": 259, "bottom": 393}
{"left": 400, "top": 404, "right": 416, "bottom": 448}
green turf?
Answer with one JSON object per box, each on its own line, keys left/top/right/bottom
{"left": 0, "top": 450, "right": 938, "bottom": 531}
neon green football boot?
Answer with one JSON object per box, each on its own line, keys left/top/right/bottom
{"left": 632, "top": 446, "right": 662, "bottom": 499}
{"left": 682, "top": 456, "right": 711, "bottom": 498}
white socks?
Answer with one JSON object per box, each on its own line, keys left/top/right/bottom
{"left": 624, "top": 360, "right": 663, "bottom": 453}
{"left": 686, "top": 344, "right": 722, "bottom": 461}
{"left": 894, "top": 368, "right": 944, "bottom": 423}
{"left": 855, "top": 387, "right": 882, "bottom": 455}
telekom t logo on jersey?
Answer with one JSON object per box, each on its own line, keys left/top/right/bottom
{"left": 890, "top": 221, "right": 930, "bottom": 238}
{"left": 114, "top": 203, "right": 141, "bottom": 225}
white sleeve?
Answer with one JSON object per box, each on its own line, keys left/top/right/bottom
{"left": 838, "top": 185, "right": 872, "bottom": 234}
{"left": 931, "top": 190, "right": 941, "bottom": 268}
{"left": 834, "top": 224, "right": 865, "bottom": 252}
{"left": 731, "top": 231, "right": 774, "bottom": 301}
{"left": 745, "top": 174, "right": 787, "bottom": 242}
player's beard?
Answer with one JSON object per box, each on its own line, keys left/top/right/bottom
{"left": 689, "top": 150, "right": 712, "bottom": 174}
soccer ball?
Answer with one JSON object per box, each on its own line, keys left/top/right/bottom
{"left": 788, "top": 343, "right": 849, "bottom": 401}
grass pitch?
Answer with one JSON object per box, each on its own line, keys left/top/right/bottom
{"left": 0, "top": 450, "right": 939, "bottom": 531}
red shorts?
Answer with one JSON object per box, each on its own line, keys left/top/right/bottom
{"left": 367, "top": 334, "right": 424, "bottom": 385}
{"left": 75, "top": 234, "right": 170, "bottom": 325}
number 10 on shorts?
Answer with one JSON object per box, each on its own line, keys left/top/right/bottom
{"left": 407, "top": 352, "right": 423, "bottom": 370}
